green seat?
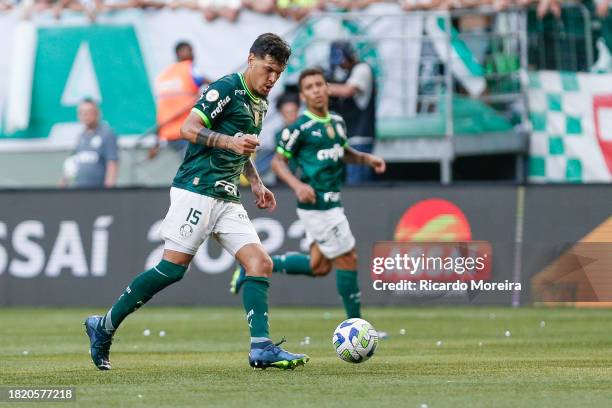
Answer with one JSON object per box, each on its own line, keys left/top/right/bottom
{"left": 376, "top": 96, "right": 513, "bottom": 140}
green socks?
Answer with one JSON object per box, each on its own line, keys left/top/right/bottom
{"left": 242, "top": 276, "right": 271, "bottom": 342}
{"left": 336, "top": 270, "right": 361, "bottom": 318}
{"left": 100, "top": 260, "right": 187, "bottom": 333}
{"left": 272, "top": 252, "right": 313, "bottom": 276}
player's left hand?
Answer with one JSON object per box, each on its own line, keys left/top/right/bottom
{"left": 252, "top": 182, "right": 276, "bottom": 211}
{"left": 368, "top": 154, "right": 386, "bottom": 174}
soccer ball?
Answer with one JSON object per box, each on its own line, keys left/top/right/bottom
{"left": 332, "top": 318, "right": 379, "bottom": 363}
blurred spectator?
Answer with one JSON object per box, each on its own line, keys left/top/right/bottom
{"left": 242, "top": 0, "right": 275, "bottom": 14}
{"left": 23, "top": 0, "right": 56, "bottom": 18}
{"left": 95, "top": 0, "right": 140, "bottom": 12}
{"left": 165, "top": 0, "right": 198, "bottom": 10}
{"left": 401, "top": 0, "right": 452, "bottom": 11}
{"left": 0, "top": 0, "right": 17, "bottom": 11}
{"left": 596, "top": 0, "right": 611, "bottom": 17}
{"left": 458, "top": 13, "right": 492, "bottom": 64}
{"left": 199, "top": 0, "right": 240, "bottom": 21}
{"left": 276, "top": 0, "right": 324, "bottom": 21}
{"left": 60, "top": 99, "right": 119, "bottom": 188}
{"left": 327, "top": 0, "right": 379, "bottom": 10}
{"left": 328, "top": 41, "right": 376, "bottom": 185}
{"left": 149, "top": 41, "right": 208, "bottom": 159}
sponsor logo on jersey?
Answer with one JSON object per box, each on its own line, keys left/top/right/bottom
{"left": 323, "top": 192, "right": 341, "bottom": 202}
{"left": 76, "top": 151, "right": 100, "bottom": 164}
{"left": 235, "top": 89, "right": 247, "bottom": 95}
{"left": 206, "top": 89, "right": 220, "bottom": 102}
{"left": 316, "top": 143, "right": 344, "bottom": 162}
{"left": 214, "top": 180, "right": 238, "bottom": 197}
{"left": 210, "top": 96, "right": 231, "bottom": 119}
{"left": 311, "top": 129, "right": 322, "bottom": 137}
{"left": 300, "top": 120, "right": 316, "bottom": 131}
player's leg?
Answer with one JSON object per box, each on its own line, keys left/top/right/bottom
{"left": 309, "top": 243, "right": 333, "bottom": 276}
{"left": 84, "top": 246, "right": 193, "bottom": 370}
{"left": 230, "top": 222, "right": 333, "bottom": 294}
{"left": 216, "top": 203, "right": 308, "bottom": 369}
{"left": 270, "top": 241, "right": 333, "bottom": 276}
{"left": 85, "top": 187, "right": 209, "bottom": 370}
{"left": 97, "top": 247, "right": 192, "bottom": 334}
{"left": 308, "top": 207, "right": 360, "bottom": 319}
{"left": 332, "top": 248, "right": 361, "bottom": 319}
{"left": 270, "top": 251, "right": 314, "bottom": 276}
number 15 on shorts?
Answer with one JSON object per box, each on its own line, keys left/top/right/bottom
{"left": 186, "top": 208, "right": 202, "bottom": 225}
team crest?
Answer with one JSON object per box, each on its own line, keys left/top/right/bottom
{"left": 249, "top": 101, "right": 263, "bottom": 127}
{"left": 179, "top": 224, "right": 194, "bottom": 238}
{"left": 206, "top": 90, "right": 220, "bottom": 102}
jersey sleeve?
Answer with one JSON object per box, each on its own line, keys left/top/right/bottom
{"left": 103, "top": 130, "right": 119, "bottom": 161}
{"left": 339, "top": 118, "right": 349, "bottom": 147}
{"left": 275, "top": 125, "right": 301, "bottom": 159}
{"left": 191, "top": 79, "right": 233, "bottom": 129}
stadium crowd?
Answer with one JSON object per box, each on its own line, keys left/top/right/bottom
{"left": 0, "top": 0, "right": 605, "bottom": 21}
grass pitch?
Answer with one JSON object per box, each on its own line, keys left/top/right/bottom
{"left": 1, "top": 306, "right": 612, "bottom": 407}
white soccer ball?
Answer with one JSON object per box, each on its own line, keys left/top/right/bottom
{"left": 332, "top": 318, "right": 379, "bottom": 363}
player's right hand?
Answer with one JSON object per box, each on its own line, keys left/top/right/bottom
{"left": 230, "top": 133, "right": 259, "bottom": 156}
{"left": 294, "top": 182, "right": 316, "bottom": 204}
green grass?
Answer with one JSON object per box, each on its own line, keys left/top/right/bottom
{"left": 1, "top": 307, "right": 612, "bottom": 407}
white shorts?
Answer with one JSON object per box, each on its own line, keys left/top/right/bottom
{"left": 160, "top": 187, "right": 261, "bottom": 256}
{"left": 297, "top": 207, "right": 356, "bottom": 259}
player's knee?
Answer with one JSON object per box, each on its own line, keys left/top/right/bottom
{"left": 245, "top": 254, "right": 273, "bottom": 277}
{"left": 156, "top": 260, "right": 188, "bottom": 283}
{"left": 312, "top": 262, "right": 332, "bottom": 276}
{"left": 335, "top": 250, "right": 358, "bottom": 270}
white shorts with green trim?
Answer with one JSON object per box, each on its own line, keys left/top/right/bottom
{"left": 296, "top": 207, "right": 356, "bottom": 259}
{"left": 160, "top": 187, "right": 261, "bottom": 256}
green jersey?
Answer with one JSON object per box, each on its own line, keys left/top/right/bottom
{"left": 172, "top": 72, "right": 268, "bottom": 203}
{"left": 276, "top": 110, "right": 349, "bottom": 211}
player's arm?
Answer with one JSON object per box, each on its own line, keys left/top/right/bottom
{"left": 329, "top": 63, "right": 372, "bottom": 98}
{"left": 180, "top": 111, "right": 258, "bottom": 155}
{"left": 328, "top": 82, "right": 360, "bottom": 98}
{"left": 104, "top": 160, "right": 118, "bottom": 188}
{"left": 271, "top": 153, "right": 316, "bottom": 204}
{"left": 244, "top": 159, "right": 276, "bottom": 210}
{"left": 343, "top": 146, "right": 386, "bottom": 174}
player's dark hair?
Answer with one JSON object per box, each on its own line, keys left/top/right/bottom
{"left": 275, "top": 92, "right": 300, "bottom": 110}
{"left": 298, "top": 67, "right": 327, "bottom": 91}
{"left": 249, "top": 33, "right": 291, "bottom": 66}
{"left": 175, "top": 41, "right": 192, "bottom": 58}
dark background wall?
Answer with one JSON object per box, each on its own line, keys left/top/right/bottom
{"left": 0, "top": 185, "right": 610, "bottom": 306}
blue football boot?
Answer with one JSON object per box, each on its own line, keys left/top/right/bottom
{"left": 248, "top": 339, "right": 309, "bottom": 370}
{"left": 84, "top": 315, "right": 113, "bottom": 370}
{"left": 229, "top": 265, "right": 246, "bottom": 295}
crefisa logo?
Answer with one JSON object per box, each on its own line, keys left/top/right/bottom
{"left": 372, "top": 199, "right": 492, "bottom": 283}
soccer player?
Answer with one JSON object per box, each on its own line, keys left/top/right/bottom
{"left": 85, "top": 33, "right": 308, "bottom": 371}
{"left": 230, "top": 68, "right": 385, "bottom": 319}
